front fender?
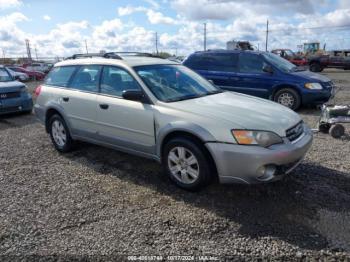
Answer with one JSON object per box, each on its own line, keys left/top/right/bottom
{"left": 155, "top": 121, "right": 217, "bottom": 158}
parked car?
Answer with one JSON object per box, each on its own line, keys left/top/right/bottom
{"left": 24, "top": 62, "right": 51, "bottom": 73}
{"left": 183, "top": 50, "right": 334, "bottom": 110}
{"left": 308, "top": 50, "right": 350, "bottom": 72}
{"left": 34, "top": 53, "right": 313, "bottom": 190}
{"left": 6, "top": 68, "right": 30, "bottom": 82}
{"left": 7, "top": 66, "right": 45, "bottom": 81}
{"left": 271, "top": 49, "right": 308, "bottom": 66}
{"left": 0, "top": 66, "right": 33, "bottom": 115}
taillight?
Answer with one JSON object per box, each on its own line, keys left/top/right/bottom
{"left": 34, "top": 85, "right": 42, "bottom": 97}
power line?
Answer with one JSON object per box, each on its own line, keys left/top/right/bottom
{"left": 268, "top": 23, "right": 350, "bottom": 32}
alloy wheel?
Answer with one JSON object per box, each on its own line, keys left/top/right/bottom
{"left": 167, "top": 146, "right": 199, "bottom": 184}
{"left": 51, "top": 120, "right": 67, "bottom": 147}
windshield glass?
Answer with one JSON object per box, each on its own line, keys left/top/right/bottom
{"left": 134, "top": 65, "right": 222, "bottom": 102}
{"left": 263, "top": 52, "right": 296, "bottom": 72}
{"left": 0, "top": 68, "right": 13, "bottom": 82}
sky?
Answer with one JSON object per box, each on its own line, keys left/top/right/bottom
{"left": 1, "top": 0, "right": 350, "bottom": 58}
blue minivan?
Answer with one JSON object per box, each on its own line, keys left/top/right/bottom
{"left": 183, "top": 50, "right": 334, "bottom": 110}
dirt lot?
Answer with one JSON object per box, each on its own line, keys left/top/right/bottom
{"left": 1, "top": 70, "right": 350, "bottom": 260}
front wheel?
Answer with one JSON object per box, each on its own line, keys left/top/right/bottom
{"left": 49, "top": 114, "right": 74, "bottom": 152}
{"left": 274, "top": 88, "right": 301, "bottom": 110}
{"left": 163, "top": 138, "right": 212, "bottom": 191}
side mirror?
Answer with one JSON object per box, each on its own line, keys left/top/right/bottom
{"left": 14, "top": 75, "right": 20, "bottom": 80}
{"left": 122, "top": 90, "right": 147, "bottom": 103}
{"left": 263, "top": 64, "right": 274, "bottom": 74}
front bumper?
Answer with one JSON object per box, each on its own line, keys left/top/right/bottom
{"left": 206, "top": 126, "right": 313, "bottom": 184}
{"left": 0, "top": 93, "right": 33, "bottom": 115}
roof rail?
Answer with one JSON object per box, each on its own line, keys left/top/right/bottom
{"left": 66, "top": 53, "right": 123, "bottom": 60}
{"left": 106, "top": 52, "right": 164, "bottom": 59}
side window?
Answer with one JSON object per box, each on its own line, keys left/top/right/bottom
{"left": 184, "top": 55, "right": 208, "bottom": 70}
{"left": 70, "top": 65, "right": 102, "bottom": 92}
{"left": 206, "top": 53, "right": 238, "bottom": 72}
{"left": 238, "top": 53, "right": 265, "bottom": 73}
{"left": 100, "top": 66, "right": 140, "bottom": 97}
{"left": 45, "top": 66, "right": 77, "bottom": 87}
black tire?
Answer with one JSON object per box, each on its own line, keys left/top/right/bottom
{"left": 48, "top": 114, "right": 74, "bottom": 153}
{"left": 309, "top": 63, "right": 321, "bottom": 72}
{"left": 274, "top": 88, "right": 301, "bottom": 110}
{"left": 319, "top": 123, "right": 331, "bottom": 133}
{"left": 162, "top": 137, "right": 212, "bottom": 191}
{"left": 329, "top": 124, "right": 345, "bottom": 139}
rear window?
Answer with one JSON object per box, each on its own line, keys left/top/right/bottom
{"left": 185, "top": 53, "right": 238, "bottom": 72}
{"left": 45, "top": 66, "right": 77, "bottom": 87}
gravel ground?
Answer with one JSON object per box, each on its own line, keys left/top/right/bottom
{"left": 1, "top": 69, "right": 350, "bottom": 261}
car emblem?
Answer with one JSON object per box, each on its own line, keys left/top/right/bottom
{"left": 0, "top": 94, "right": 7, "bottom": 99}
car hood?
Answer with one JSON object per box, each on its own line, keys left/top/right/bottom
{"left": 163, "top": 92, "right": 301, "bottom": 137}
{"left": 289, "top": 70, "right": 330, "bottom": 83}
{"left": 0, "top": 81, "right": 25, "bottom": 93}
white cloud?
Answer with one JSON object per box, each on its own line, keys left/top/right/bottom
{"left": 0, "top": 0, "right": 22, "bottom": 10}
{"left": 43, "top": 15, "right": 51, "bottom": 21}
{"left": 117, "top": 6, "right": 147, "bottom": 16}
{"left": 146, "top": 9, "right": 178, "bottom": 24}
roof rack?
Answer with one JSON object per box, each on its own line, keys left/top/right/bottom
{"left": 66, "top": 52, "right": 164, "bottom": 60}
{"left": 66, "top": 53, "right": 123, "bottom": 60}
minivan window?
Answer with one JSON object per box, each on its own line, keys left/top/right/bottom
{"left": 45, "top": 66, "right": 77, "bottom": 87}
{"left": 100, "top": 66, "right": 141, "bottom": 97}
{"left": 135, "top": 64, "right": 221, "bottom": 102}
{"left": 70, "top": 65, "right": 102, "bottom": 92}
{"left": 238, "top": 53, "right": 265, "bottom": 73}
{"left": 263, "top": 52, "right": 295, "bottom": 73}
{"left": 184, "top": 55, "right": 208, "bottom": 70}
{"left": 206, "top": 53, "right": 238, "bottom": 72}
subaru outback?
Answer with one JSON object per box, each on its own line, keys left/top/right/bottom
{"left": 34, "top": 53, "right": 313, "bottom": 190}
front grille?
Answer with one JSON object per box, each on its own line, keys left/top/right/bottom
{"left": 0, "top": 92, "right": 21, "bottom": 99}
{"left": 286, "top": 121, "right": 304, "bottom": 142}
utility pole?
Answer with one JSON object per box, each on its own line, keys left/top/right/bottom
{"left": 85, "top": 40, "right": 89, "bottom": 54}
{"left": 155, "top": 32, "right": 158, "bottom": 54}
{"left": 25, "top": 39, "right": 32, "bottom": 62}
{"left": 34, "top": 46, "right": 38, "bottom": 60}
{"left": 203, "top": 22, "right": 207, "bottom": 51}
{"left": 2, "top": 49, "right": 5, "bottom": 60}
{"left": 265, "top": 20, "right": 269, "bottom": 52}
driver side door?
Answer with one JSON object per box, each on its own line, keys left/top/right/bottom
{"left": 96, "top": 66, "right": 155, "bottom": 156}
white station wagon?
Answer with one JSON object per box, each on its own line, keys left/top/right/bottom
{"left": 34, "top": 52, "right": 313, "bottom": 190}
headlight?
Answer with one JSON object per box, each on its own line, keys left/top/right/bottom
{"left": 232, "top": 130, "right": 283, "bottom": 148}
{"left": 20, "top": 86, "right": 28, "bottom": 93}
{"left": 305, "top": 83, "right": 322, "bottom": 90}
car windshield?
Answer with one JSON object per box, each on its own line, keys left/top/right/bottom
{"left": 134, "top": 64, "right": 222, "bottom": 102}
{"left": 0, "top": 68, "right": 13, "bottom": 82}
{"left": 263, "top": 52, "right": 296, "bottom": 73}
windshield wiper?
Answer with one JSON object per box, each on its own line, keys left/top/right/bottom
{"left": 167, "top": 94, "right": 207, "bottom": 102}
{"left": 291, "top": 66, "right": 306, "bottom": 72}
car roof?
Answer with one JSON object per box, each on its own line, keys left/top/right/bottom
{"left": 191, "top": 49, "right": 263, "bottom": 56}
{"left": 55, "top": 56, "right": 179, "bottom": 68}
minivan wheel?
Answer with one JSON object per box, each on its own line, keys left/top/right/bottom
{"left": 49, "top": 114, "right": 73, "bottom": 153}
{"left": 309, "top": 63, "right": 321, "bottom": 72}
{"left": 163, "top": 138, "right": 211, "bottom": 191}
{"left": 274, "top": 88, "right": 301, "bottom": 110}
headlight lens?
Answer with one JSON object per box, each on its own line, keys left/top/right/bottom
{"left": 232, "top": 130, "right": 283, "bottom": 148}
{"left": 305, "top": 82, "right": 323, "bottom": 90}
{"left": 20, "top": 86, "right": 28, "bottom": 93}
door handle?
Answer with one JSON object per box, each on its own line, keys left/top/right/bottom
{"left": 99, "top": 104, "right": 109, "bottom": 110}
{"left": 62, "top": 97, "right": 69, "bottom": 102}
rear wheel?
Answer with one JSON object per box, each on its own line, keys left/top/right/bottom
{"left": 49, "top": 114, "right": 73, "bottom": 152}
{"left": 163, "top": 137, "right": 212, "bottom": 191}
{"left": 329, "top": 124, "right": 345, "bottom": 138}
{"left": 274, "top": 88, "right": 301, "bottom": 110}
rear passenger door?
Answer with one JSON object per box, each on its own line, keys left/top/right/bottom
{"left": 235, "top": 53, "right": 273, "bottom": 98}
{"left": 96, "top": 66, "right": 155, "bottom": 155}
{"left": 185, "top": 53, "right": 240, "bottom": 91}
{"left": 60, "top": 65, "right": 102, "bottom": 138}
